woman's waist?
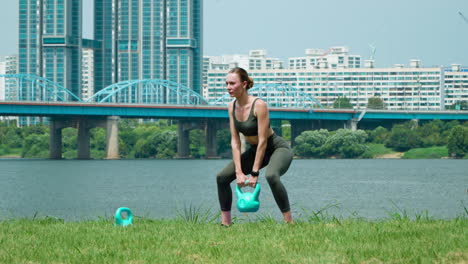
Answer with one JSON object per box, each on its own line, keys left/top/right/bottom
{"left": 247, "top": 133, "right": 289, "bottom": 150}
{"left": 244, "top": 130, "right": 275, "bottom": 145}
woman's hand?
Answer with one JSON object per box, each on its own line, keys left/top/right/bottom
{"left": 248, "top": 175, "right": 258, "bottom": 187}
{"left": 236, "top": 172, "right": 249, "bottom": 187}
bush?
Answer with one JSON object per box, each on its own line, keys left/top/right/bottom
{"left": 447, "top": 125, "right": 468, "bottom": 158}
{"left": 385, "top": 124, "right": 422, "bottom": 151}
{"left": 322, "top": 129, "right": 368, "bottom": 158}
{"left": 293, "top": 129, "right": 329, "bottom": 158}
{"left": 367, "top": 126, "right": 389, "bottom": 143}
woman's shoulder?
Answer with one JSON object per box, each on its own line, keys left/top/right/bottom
{"left": 228, "top": 100, "right": 236, "bottom": 111}
{"left": 252, "top": 97, "right": 267, "bottom": 108}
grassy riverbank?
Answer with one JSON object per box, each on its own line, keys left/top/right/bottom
{"left": 0, "top": 216, "right": 466, "bottom": 263}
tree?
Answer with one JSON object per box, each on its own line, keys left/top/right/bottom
{"left": 385, "top": 124, "right": 422, "bottom": 151}
{"left": 367, "top": 126, "right": 389, "bottom": 144}
{"left": 293, "top": 129, "right": 329, "bottom": 158}
{"left": 321, "top": 129, "right": 368, "bottom": 158}
{"left": 22, "top": 133, "right": 49, "bottom": 158}
{"left": 367, "top": 97, "right": 385, "bottom": 109}
{"left": 189, "top": 129, "right": 205, "bottom": 158}
{"left": 447, "top": 125, "right": 468, "bottom": 158}
{"left": 333, "top": 96, "right": 353, "bottom": 109}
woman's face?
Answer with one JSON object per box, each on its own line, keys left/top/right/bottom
{"left": 226, "top": 73, "right": 247, "bottom": 98}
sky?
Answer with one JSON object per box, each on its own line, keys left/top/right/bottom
{"left": 1, "top": 0, "right": 467, "bottom": 68}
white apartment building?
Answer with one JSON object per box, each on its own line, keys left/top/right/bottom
{"left": 289, "top": 47, "right": 361, "bottom": 70}
{"left": 81, "top": 48, "right": 94, "bottom": 101}
{"left": 0, "top": 59, "right": 5, "bottom": 101}
{"left": 206, "top": 61, "right": 468, "bottom": 111}
{"left": 203, "top": 50, "right": 283, "bottom": 97}
{"left": 2, "top": 55, "right": 18, "bottom": 100}
{"left": 443, "top": 64, "right": 468, "bottom": 109}
{"left": 0, "top": 55, "right": 19, "bottom": 123}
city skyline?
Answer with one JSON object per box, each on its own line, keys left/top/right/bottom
{"left": 1, "top": 0, "right": 468, "bottom": 68}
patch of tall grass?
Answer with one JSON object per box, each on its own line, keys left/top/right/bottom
{"left": 402, "top": 146, "right": 448, "bottom": 159}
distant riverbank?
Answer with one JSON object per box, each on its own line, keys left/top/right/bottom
{"left": 0, "top": 145, "right": 459, "bottom": 159}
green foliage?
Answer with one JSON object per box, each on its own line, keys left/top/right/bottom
{"left": 447, "top": 125, "right": 468, "bottom": 158}
{"left": 281, "top": 120, "right": 291, "bottom": 142}
{"left": 189, "top": 129, "right": 205, "bottom": 158}
{"left": 293, "top": 129, "right": 329, "bottom": 158}
{"left": 385, "top": 124, "right": 422, "bottom": 151}
{"left": 367, "top": 126, "right": 389, "bottom": 143}
{"left": 133, "top": 129, "right": 177, "bottom": 159}
{"left": 322, "top": 129, "right": 369, "bottom": 158}
{"left": 62, "top": 127, "right": 77, "bottom": 150}
{"left": 362, "top": 143, "right": 395, "bottom": 158}
{"left": 21, "top": 133, "right": 49, "bottom": 158}
{"left": 402, "top": 146, "right": 448, "bottom": 159}
{"left": 333, "top": 96, "right": 353, "bottom": 109}
{"left": 367, "top": 97, "right": 385, "bottom": 109}
{"left": 90, "top": 128, "right": 106, "bottom": 151}
{"left": 1, "top": 118, "right": 467, "bottom": 160}
{"left": 294, "top": 129, "right": 368, "bottom": 158}
{"left": 216, "top": 128, "right": 231, "bottom": 157}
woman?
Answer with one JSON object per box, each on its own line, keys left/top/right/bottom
{"left": 216, "top": 67, "right": 294, "bottom": 226}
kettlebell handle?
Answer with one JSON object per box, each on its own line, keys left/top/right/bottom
{"left": 236, "top": 181, "right": 261, "bottom": 195}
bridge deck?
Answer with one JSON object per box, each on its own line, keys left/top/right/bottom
{"left": 1, "top": 101, "right": 468, "bottom": 121}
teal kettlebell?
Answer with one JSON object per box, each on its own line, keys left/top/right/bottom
{"left": 114, "top": 207, "right": 133, "bottom": 227}
{"left": 236, "top": 181, "right": 261, "bottom": 213}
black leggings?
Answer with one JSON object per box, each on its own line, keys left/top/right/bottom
{"left": 216, "top": 134, "right": 293, "bottom": 213}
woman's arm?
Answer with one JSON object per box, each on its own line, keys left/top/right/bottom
{"left": 228, "top": 102, "right": 248, "bottom": 186}
{"left": 249, "top": 99, "right": 270, "bottom": 186}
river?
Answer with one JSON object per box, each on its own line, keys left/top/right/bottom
{"left": 0, "top": 159, "right": 466, "bottom": 221}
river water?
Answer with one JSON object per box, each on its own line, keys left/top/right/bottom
{"left": 0, "top": 159, "right": 466, "bottom": 221}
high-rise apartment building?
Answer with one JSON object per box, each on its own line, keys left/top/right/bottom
{"left": 95, "top": 0, "right": 203, "bottom": 94}
{"left": 19, "top": 0, "right": 203, "bottom": 99}
{"left": 19, "top": 0, "right": 82, "bottom": 99}
{"left": 81, "top": 48, "right": 94, "bottom": 101}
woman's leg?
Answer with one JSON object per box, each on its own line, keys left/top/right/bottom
{"left": 263, "top": 147, "right": 293, "bottom": 222}
{"left": 216, "top": 149, "right": 256, "bottom": 225}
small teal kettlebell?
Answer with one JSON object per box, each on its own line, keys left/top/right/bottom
{"left": 114, "top": 207, "right": 133, "bottom": 227}
{"left": 236, "top": 181, "right": 261, "bottom": 213}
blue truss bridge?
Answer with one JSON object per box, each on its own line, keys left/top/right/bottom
{"left": 0, "top": 74, "right": 467, "bottom": 160}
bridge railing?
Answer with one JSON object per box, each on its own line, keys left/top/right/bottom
{"left": 85, "top": 79, "right": 208, "bottom": 105}
{"left": 210, "top": 83, "right": 323, "bottom": 108}
{"left": 0, "top": 74, "right": 82, "bottom": 102}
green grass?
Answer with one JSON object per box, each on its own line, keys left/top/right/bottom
{"left": 402, "top": 146, "right": 449, "bottom": 159}
{"left": 364, "top": 143, "right": 396, "bottom": 158}
{"left": 0, "top": 216, "right": 466, "bottom": 264}
{"left": 0, "top": 147, "right": 22, "bottom": 158}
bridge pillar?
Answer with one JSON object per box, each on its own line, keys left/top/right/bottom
{"left": 205, "top": 119, "right": 225, "bottom": 159}
{"left": 177, "top": 120, "right": 194, "bottom": 158}
{"left": 105, "top": 116, "right": 120, "bottom": 159}
{"left": 77, "top": 119, "right": 91, "bottom": 159}
{"left": 345, "top": 118, "right": 359, "bottom": 131}
{"left": 49, "top": 119, "right": 64, "bottom": 159}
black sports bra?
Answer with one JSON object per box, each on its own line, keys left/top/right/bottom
{"left": 233, "top": 99, "right": 260, "bottom": 136}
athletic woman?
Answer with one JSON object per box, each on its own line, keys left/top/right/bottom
{"left": 216, "top": 67, "right": 294, "bottom": 226}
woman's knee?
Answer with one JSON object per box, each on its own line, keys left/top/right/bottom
{"left": 265, "top": 172, "right": 281, "bottom": 185}
{"left": 216, "top": 170, "right": 234, "bottom": 185}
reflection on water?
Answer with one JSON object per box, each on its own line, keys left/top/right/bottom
{"left": 0, "top": 159, "right": 466, "bottom": 221}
